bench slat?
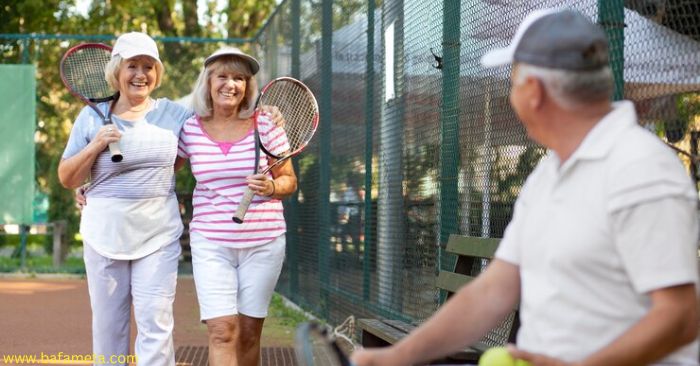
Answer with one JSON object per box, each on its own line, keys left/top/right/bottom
{"left": 358, "top": 319, "right": 408, "bottom": 345}
{"left": 446, "top": 234, "right": 500, "bottom": 258}
{"left": 358, "top": 318, "right": 487, "bottom": 363}
{"left": 436, "top": 271, "right": 475, "bottom": 293}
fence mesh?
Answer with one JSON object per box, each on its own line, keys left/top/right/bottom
{"left": 2, "top": 0, "right": 699, "bottom": 333}
{"left": 260, "top": 0, "right": 700, "bottom": 331}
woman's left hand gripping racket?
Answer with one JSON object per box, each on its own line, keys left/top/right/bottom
{"left": 295, "top": 321, "right": 354, "bottom": 366}
{"left": 60, "top": 43, "right": 123, "bottom": 162}
{"left": 232, "top": 77, "right": 319, "bottom": 223}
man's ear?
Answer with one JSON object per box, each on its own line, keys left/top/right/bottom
{"left": 527, "top": 77, "right": 545, "bottom": 110}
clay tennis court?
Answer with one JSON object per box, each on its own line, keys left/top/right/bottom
{"left": 0, "top": 276, "right": 298, "bottom": 366}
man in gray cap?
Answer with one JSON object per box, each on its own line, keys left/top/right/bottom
{"left": 352, "top": 8, "right": 699, "bottom": 366}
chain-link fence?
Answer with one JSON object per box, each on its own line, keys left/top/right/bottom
{"left": 258, "top": 0, "right": 700, "bottom": 331}
{"left": 2, "top": 0, "right": 699, "bottom": 332}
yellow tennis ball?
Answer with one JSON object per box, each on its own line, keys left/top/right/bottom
{"left": 478, "top": 347, "right": 516, "bottom": 366}
{"left": 515, "top": 360, "right": 532, "bottom": 366}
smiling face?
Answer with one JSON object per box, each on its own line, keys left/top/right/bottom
{"left": 209, "top": 67, "right": 247, "bottom": 112}
{"left": 117, "top": 55, "right": 158, "bottom": 101}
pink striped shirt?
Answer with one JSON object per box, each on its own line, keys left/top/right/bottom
{"left": 178, "top": 113, "right": 289, "bottom": 248}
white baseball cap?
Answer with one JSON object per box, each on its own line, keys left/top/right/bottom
{"left": 112, "top": 32, "right": 163, "bottom": 66}
{"left": 204, "top": 47, "right": 260, "bottom": 75}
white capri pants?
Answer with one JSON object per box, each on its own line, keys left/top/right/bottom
{"left": 190, "top": 232, "right": 286, "bottom": 321}
{"left": 83, "top": 240, "right": 181, "bottom": 366}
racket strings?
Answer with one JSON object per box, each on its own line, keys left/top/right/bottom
{"left": 259, "top": 80, "right": 318, "bottom": 153}
{"left": 62, "top": 47, "right": 113, "bottom": 100}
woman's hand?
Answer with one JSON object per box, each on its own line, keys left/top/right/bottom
{"left": 260, "top": 105, "right": 286, "bottom": 128}
{"left": 75, "top": 184, "right": 88, "bottom": 211}
{"left": 246, "top": 173, "right": 275, "bottom": 197}
{"left": 89, "top": 125, "right": 122, "bottom": 150}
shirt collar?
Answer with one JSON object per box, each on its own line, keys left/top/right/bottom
{"left": 552, "top": 100, "right": 637, "bottom": 171}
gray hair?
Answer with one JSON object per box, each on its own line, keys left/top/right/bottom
{"left": 191, "top": 56, "right": 258, "bottom": 119}
{"left": 514, "top": 63, "right": 613, "bottom": 109}
{"left": 104, "top": 55, "right": 164, "bottom": 92}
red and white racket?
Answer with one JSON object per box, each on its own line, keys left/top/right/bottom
{"left": 232, "top": 77, "right": 319, "bottom": 223}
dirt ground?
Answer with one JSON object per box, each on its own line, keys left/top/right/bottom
{"left": 0, "top": 275, "right": 295, "bottom": 364}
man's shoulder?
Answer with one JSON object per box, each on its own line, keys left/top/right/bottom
{"left": 610, "top": 123, "right": 684, "bottom": 170}
{"left": 605, "top": 123, "right": 696, "bottom": 210}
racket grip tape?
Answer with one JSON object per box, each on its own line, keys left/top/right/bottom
{"left": 108, "top": 142, "right": 123, "bottom": 162}
{"left": 233, "top": 188, "right": 256, "bottom": 223}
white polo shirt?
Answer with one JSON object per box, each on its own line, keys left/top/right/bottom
{"left": 496, "top": 101, "right": 699, "bottom": 365}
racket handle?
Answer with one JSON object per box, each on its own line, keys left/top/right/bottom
{"left": 108, "top": 142, "right": 123, "bottom": 162}
{"left": 232, "top": 188, "right": 256, "bottom": 223}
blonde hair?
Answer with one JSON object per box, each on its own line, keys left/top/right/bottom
{"left": 191, "top": 56, "right": 258, "bottom": 119}
{"left": 104, "top": 55, "right": 164, "bottom": 92}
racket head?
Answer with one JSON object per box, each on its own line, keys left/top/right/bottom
{"left": 295, "top": 322, "right": 352, "bottom": 366}
{"left": 60, "top": 43, "right": 116, "bottom": 106}
{"left": 255, "top": 77, "right": 319, "bottom": 160}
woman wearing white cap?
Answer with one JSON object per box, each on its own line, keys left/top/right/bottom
{"left": 176, "top": 47, "right": 297, "bottom": 366}
{"left": 58, "top": 32, "right": 193, "bottom": 366}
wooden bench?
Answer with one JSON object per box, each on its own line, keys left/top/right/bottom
{"left": 358, "top": 234, "right": 520, "bottom": 364}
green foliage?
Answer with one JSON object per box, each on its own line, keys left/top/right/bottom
{"left": 0, "top": 255, "right": 86, "bottom": 273}
{"left": 0, "top": 234, "right": 49, "bottom": 248}
{"left": 267, "top": 293, "right": 310, "bottom": 327}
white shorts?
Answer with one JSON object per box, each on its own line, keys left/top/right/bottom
{"left": 190, "top": 232, "right": 286, "bottom": 321}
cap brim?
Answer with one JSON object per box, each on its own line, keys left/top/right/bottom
{"left": 480, "top": 47, "right": 514, "bottom": 68}
{"left": 114, "top": 50, "right": 163, "bottom": 66}
{"left": 205, "top": 53, "right": 260, "bottom": 75}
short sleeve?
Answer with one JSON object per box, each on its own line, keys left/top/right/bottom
{"left": 612, "top": 196, "right": 699, "bottom": 294}
{"left": 62, "top": 106, "right": 100, "bottom": 159}
{"left": 169, "top": 99, "right": 194, "bottom": 128}
{"left": 177, "top": 116, "right": 197, "bottom": 159}
{"left": 177, "top": 137, "right": 189, "bottom": 159}
{"left": 607, "top": 146, "right": 697, "bottom": 213}
{"left": 258, "top": 112, "right": 290, "bottom": 156}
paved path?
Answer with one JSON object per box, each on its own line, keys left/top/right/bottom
{"left": 0, "top": 276, "right": 297, "bottom": 365}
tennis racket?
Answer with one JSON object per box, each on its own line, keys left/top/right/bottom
{"left": 60, "top": 43, "right": 123, "bottom": 162}
{"left": 295, "top": 322, "right": 354, "bottom": 366}
{"left": 232, "top": 76, "right": 319, "bottom": 223}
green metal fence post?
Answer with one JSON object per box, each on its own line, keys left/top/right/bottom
{"left": 377, "top": 0, "right": 406, "bottom": 314}
{"left": 319, "top": 0, "right": 334, "bottom": 319}
{"left": 438, "top": 0, "right": 461, "bottom": 304}
{"left": 19, "top": 224, "right": 29, "bottom": 270}
{"left": 439, "top": 1, "right": 461, "bottom": 245}
{"left": 287, "top": 0, "right": 301, "bottom": 303}
{"left": 363, "top": 0, "right": 376, "bottom": 303}
{"left": 598, "top": 0, "right": 625, "bottom": 101}
{"left": 21, "top": 38, "right": 29, "bottom": 64}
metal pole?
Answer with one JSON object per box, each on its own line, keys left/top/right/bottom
{"left": 287, "top": 0, "right": 301, "bottom": 303}
{"left": 19, "top": 224, "right": 29, "bottom": 270}
{"left": 438, "top": 0, "right": 461, "bottom": 303}
{"left": 377, "top": 0, "right": 405, "bottom": 312}
{"left": 598, "top": 0, "right": 625, "bottom": 101}
{"left": 439, "top": 0, "right": 461, "bottom": 245}
{"left": 363, "top": 0, "right": 376, "bottom": 302}
{"left": 318, "top": 0, "right": 334, "bottom": 319}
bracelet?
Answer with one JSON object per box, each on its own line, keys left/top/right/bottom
{"left": 268, "top": 179, "right": 276, "bottom": 197}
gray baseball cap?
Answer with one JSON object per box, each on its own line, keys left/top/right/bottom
{"left": 481, "top": 8, "right": 609, "bottom": 70}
